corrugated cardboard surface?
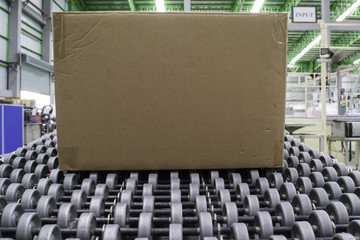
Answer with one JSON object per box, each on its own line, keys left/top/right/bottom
{"left": 53, "top": 12, "right": 287, "bottom": 171}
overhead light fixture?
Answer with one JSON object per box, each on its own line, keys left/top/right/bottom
{"left": 156, "top": 0, "right": 165, "bottom": 12}
{"left": 289, "top": 35, "right": 321, "bottom": 65}
{"left": 287, "top": 64, "right": 296, "bottom": 68}
{"left": 336, "top": 0, "right": 360, "bottom": 21}
{"left": 251, "top": 0, "right": 265, "bottom": 13}
{"left": 354, "top": 58, "right": 360, "bottom": 64}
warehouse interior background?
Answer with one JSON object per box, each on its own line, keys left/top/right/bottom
{"left": 0, "top": 0, "right": 360, "bottom": 168}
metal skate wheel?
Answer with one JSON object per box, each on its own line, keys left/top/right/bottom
{"left": 289, "top": 147, "right": 300, "bottom": 157}
{"left": 223, "top": 202, "right": 238, "bottom": 226}
{"left": 291, "top": 138, "right": 301, "bottom": 147}
{"left": 319, "top": 155, "right": 333, "bottom": 167}
{"left": 217, "top": 189, "right": 231, "bottom": 208}
{"left": 279, "top": 182, "right": 296, "bottom": 201}
{"left": 171, "top": 189, "right": 181, "bottom": 203}
{"left": 297, "top": 163, "right": 311, "bottom": 177}
{"left": 254, "top": 211, "right": 274, "bottom": 239}
{"left": 76, "top": 213, "right": 96, "bottom": 240}
{"left": 296, "top": 177, "right": 313, "bottom": 194}
{"left": 49, "top": 169, "right": 64, "bottom": 184}
{"left": 236, "top": 183, "right": 250, "bottom": 201}
{"left": 199, "top": 212, "right": 213, "bottom": 237}
{"left": 38, "top": 224, "right": 62, "bottom": 240}
{"left": 282, "top": 160, "right": 288, "bottom": 172}
{"left": 195, "top": 195, "right": 207, "bottom": 215}
{"left": 284, "top": 168, "right": 299, "bottom": 183}
{"left": 323, "top": 182, "right": 342, "bottom": 200}
{"left": 355, "top": 187, "right": 360, "bottom": 198}
{"left": 283, "top": 149, "right": 289, "bottom": 160}
{"left": 292, "top": 194, "right": 312, "bottom": 215}
{"left": 248, "top": 170, "right": 259, "bottom": 184}
{"left": 37, "top": 178, "right": 52, "bottom": 195}
{"left": 349, "top": 171, "right": 360, "bottom": 187}
{"left": 269, "top": 172, "right": 283, "bottom": 190}
{"left": 310, "top": 159, "right": 323, "bottom": 172}
{"left": 89, "top": 196, "right": 105, "bottom": 217}
{"left": 24, "top": 160, "right": 37, "bottom": 173}
{"left": 106, "top": 173, "right": 118, "bottom": 190}
{"left": 309, "top": 210, "right": 334, "bottom": 237}
{"left": 37, "top": 196, "right": 56, "bottom": 217}
{"left": 229, "top": 173, "right": 242, "bottom": 189}
{"left": 130, "top": 172, "right": 139, "bottom": 181}
{"left": 138, "top": 212, "right": 153, "bottom": 239}
{"left": 81, "top": 178, "right": 96, "bottom": 196}
{"left": 170, "top": 171, "right": 179, "bottom": 179}
{"left": 325, "top": 201, "right": 349, "bottom": 224}
{"left": 9, "top": 168, "right": 25, "bottom": 183}
{"left": 16, "top": 212, "right": 42, "bottom": 240}
{"left": 126, "top": 178, "right": 137, "bottom": 192}
{"left": 34, "top": 164, "right": 50, "bottom": 178}
{"left": 310, "top": 172, "right": 325, "bottom": 187}
{"left": 298, "top": 152, "right": 311, "bottom": 164}
{"left": 299, "top": 142, "right": 310, "bottom": 152}
{"left": 309, "top": 188, "right": 329, "bottom": 207}
{"left": 114, "top": 202, "right": 129, "bottom": 227}
{"left": 171, "top": 202, "right": 183, "bottom": 224}
{"left": 255, "top": 177, "right": 269, "bottom": 194}
{"left": 102, "top": 224, "right": 121, "bottom": 240}
{"left": 94, "top": 184, "right": 109, "bottom": 200}
{"left": 21, "top": 173, "right": 38, "bottom": 189}
{"left": 210, "top": 171, "right": 219, "bottom": 184}
{"left": 190, "top": 173, "right": 200, "bottom": 185}
{"left": 143, "top": 195, "right": 155, "bottom": 214}
{"left": 88, "top": 173, "right": 98, "bottom": 184}
{"left": 264, "top": 189, "right": 280, "bottom": 208}
{"left": 338, "top": 176, "right": 356, "bottom": 193}
{"left": 287, "top": 156, "right": 299, "bottom": 168}
{"left": 169, "top": 223, "right": 182, "bottom": 240}
{"left": 37, "top": 154, "right": 49, "bottom": 164}
{"left": 339, "top": 193, "right": 360, "bottom": 215}
{"left": 322, "top": 167, "right": 338, "bottom": 182}
{"left": 1, "top": 203, "right": 25, "bottom": 227}
{"left": 244, "top": 195, "right": 259, "bottom": 216}
{"left": 46, "top": 147, "right": 58, "bottom": 157}
{"left": 15, "top": 147, "right": 27, "bottom": 157}
{"left": 142, "top": 183, "right": 153, "bottom": 198}
{"left": 148, "top": 173, "right": 158, "bottom": 189}
{"left": 3, "top": 153, "right": 16, "bottom": 164}
{"left": 284, "top": 141, "right": 291, "bottom": 151}
{"left": 57, "top": 203, "right": 77, "bottom": 228}
{"left": 12, "top": 157, "right": 26, "bottom": 169}
{"left": 5, "top": 183, "right": 25, "bottom": 202}
{"left": 171, "top": 178, "right": 180, "bottom": 190}
{"left": 48, "top": 184, "right": 65, "bottom": 202}
{"left": 274, "top": 202, "right": 295, "bottom": 226}
{"left": 21, "top": 189, "right": 41, "bottom": 209}
{"left": 44, "top": 140, "right": 55, "bottom": 148}
{"left": 291, "top": 221, "right": 315, "bottom": 240}
{"left": 269, "top": 235, "right": 287, "bottom": 240}
{"left": 334, "top": 163, "right": 349, "bottom": 176}
{"left": 333, "top": 233, "right": 356, "bottom": 240}
{"left": 120, "top": 189, "right": 133, "bottom": 207}
{"left": 348, "top": 220, "right": 360, "bottom": 237}
{"left": 284, "top": 134, "right": 293, "bottom": 142}
{"left": 0, "top": 164, "right": 13, "bottom": 178}
{"left": 71, "top": 190, "right": 87, "bottom": 209}
{"left": 35, "top": 145, "right": 46, "bottom": 154}
{"left": 214, "top": 178, "right": 225, "bottom": 192}
{"left": 189, "top": 183, "right": 199, "bottom": 201}
{"left": 47, "top": 157, "right": 59, "bottom": 169}
{"left": 0, "top": 195, "right": 7, "bottom": 209}
{"left": 309, "top": 148, "right": 321, "bottom": 159}
{"left": 64, "top": 173, "right": 78, "bottom": 190}
{"left": 0, "top": 178, "right": 11, "bottom": 195}
{"left": 231, "top": 222, "right": 249, "bottom": 240}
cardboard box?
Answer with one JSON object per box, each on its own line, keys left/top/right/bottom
{"left": 53, "top": 12, "right": 288, "bottom": 170}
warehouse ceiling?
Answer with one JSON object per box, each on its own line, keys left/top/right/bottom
{"left": 75, "top": 0, "right": 360, "bottom": 72}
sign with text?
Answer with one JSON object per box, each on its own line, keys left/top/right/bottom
{"left": 292, "top": 6, "right": 317, "bottom": 23}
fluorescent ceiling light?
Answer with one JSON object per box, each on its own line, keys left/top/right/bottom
{"left": 336, "top": 0, "right": 360, "bottom": 21}
{"left": 287, "top": 64, "right": 296, "bottom": 68}
{"left": 251, "top": 0, "right": 265, "bottom": 13}
{"left": 289, "top": 35, "right": 321, "bottom": 65}
{"left": 354, "top": 58, "right": 360, "bottom": 64}
{"left": 156, "top": 0, "right": 165, "bottom": 12}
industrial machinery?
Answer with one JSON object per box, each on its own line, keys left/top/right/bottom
{"left": 332, "top": 120, "right": 360, "bottom": 138}
{"left": 0, "top": 133, "right": 360, "bottom": 239}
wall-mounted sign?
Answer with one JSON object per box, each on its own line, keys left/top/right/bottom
{"left": 292, "top": 6, "right": 317, "bottom": 23}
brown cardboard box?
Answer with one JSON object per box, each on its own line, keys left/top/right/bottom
{"left": 53, "top": 12, "right": 288, "bottom": 171}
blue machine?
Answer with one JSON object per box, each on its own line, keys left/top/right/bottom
{"left": 0, "top": 105, "right": 23, "bottom": 154}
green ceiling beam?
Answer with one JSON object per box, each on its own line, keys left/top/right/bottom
{"left": 128, "top": 0, "right": 136, "bottom": 11}
{"left": 279, "top": 0, "right": 301, "bottom": 13}
{"left": 340, "top": 50, "right": 360, "bottom": 65}
{"left": 330, "top": 0, "right": 356, "bottom": 21}
{"left": 288, "top": 31, "right": 320, "bottom": 63}
{"left": 232, "top": 0, "right": 244, "bottom": 12}
{"left": 333, "top": 32, "right": 360, "bottom": 47}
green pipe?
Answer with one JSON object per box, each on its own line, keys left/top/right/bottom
{"left": 21, "top": 28, "right": 43, "bottom": 41}
{"left": 0, "top": 34, "right": 9, "bottom": 40}
{"left": 0, "top": 63, "right": 8, "bottom": 67}
{"left": 53, "top": 0, "right": 65, "bottom": 11}
{"left": 0, "top": 6, "right": 9, "bottom": 13}
{"left": 21, "top": 46, "right": 42, "bottom": 57}
{"left": 68, "top": 0, "right": 72, "bottom": 11}
{"left": 21, "top": 21, "right": 42, "bottom": 34}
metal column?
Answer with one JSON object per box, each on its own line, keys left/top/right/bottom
{"left": 42, "top": 0, "right": 52, "bottom": 63}
{"left": 184, "top": 0, "right": 191, "bottom": 12}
